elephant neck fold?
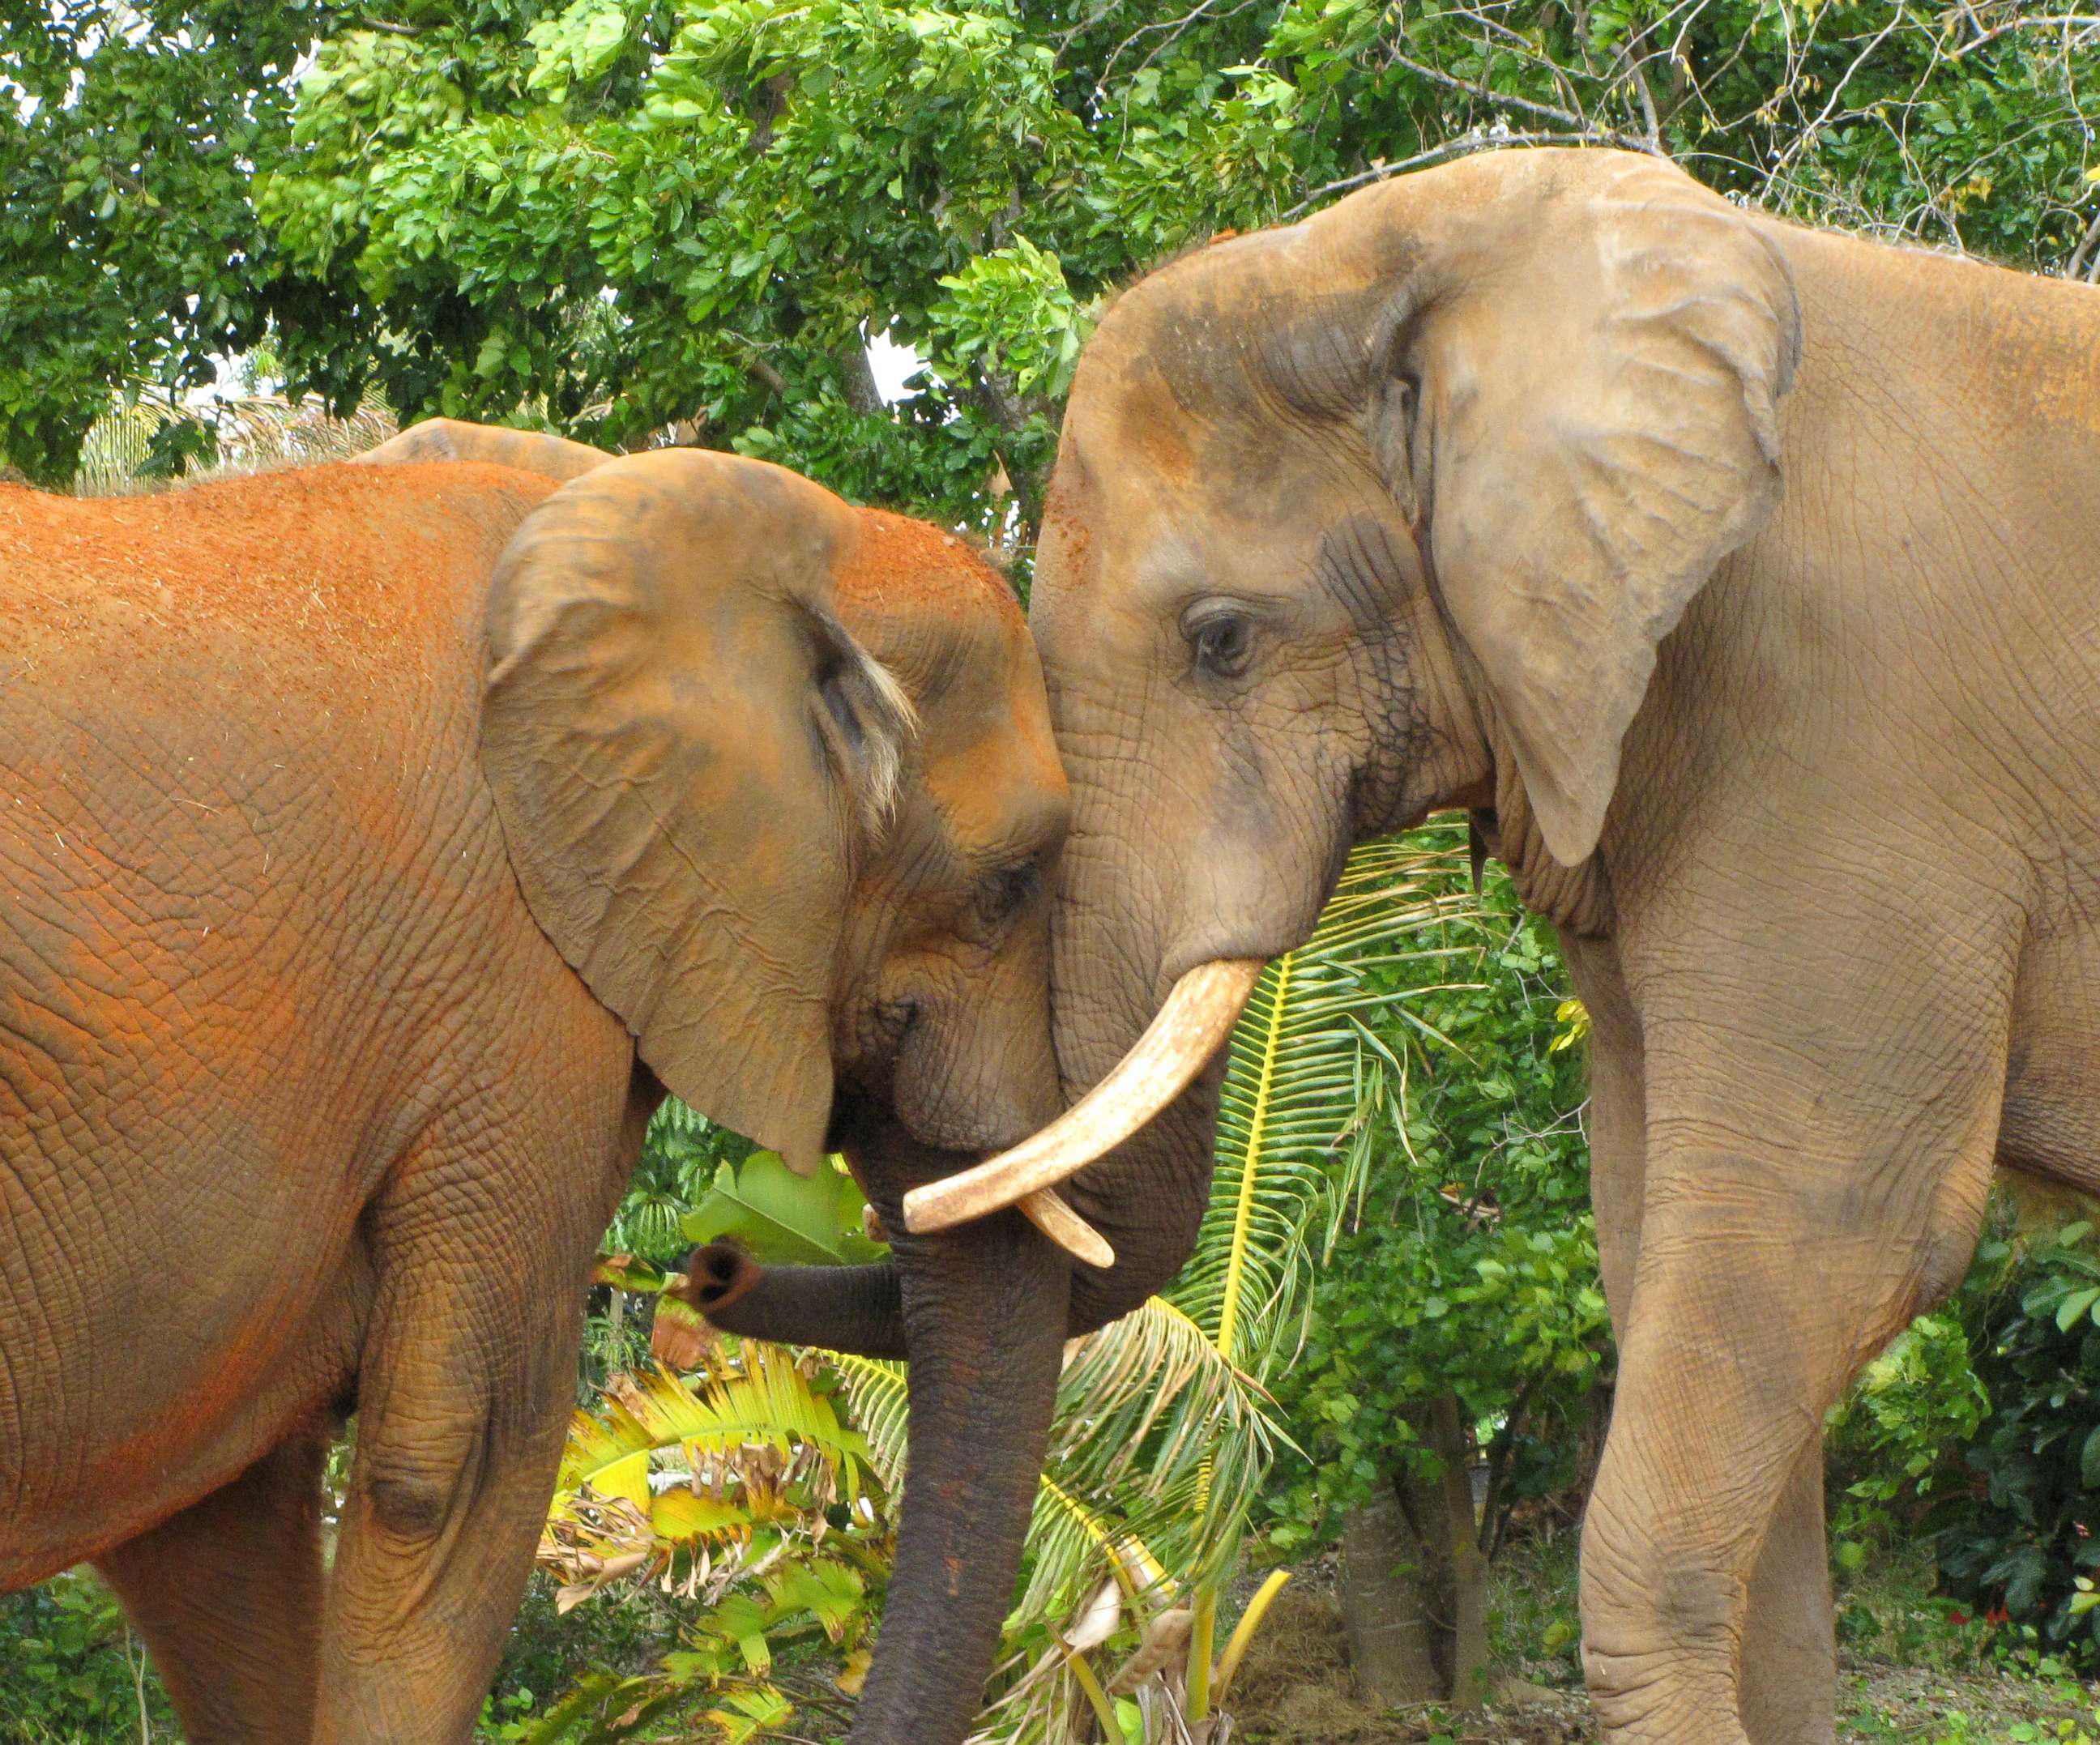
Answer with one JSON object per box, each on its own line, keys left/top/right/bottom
{"left": 1486, "top": 760, "right": 1615, "bottom": 938}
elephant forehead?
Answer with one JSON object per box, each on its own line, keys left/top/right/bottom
{"left": 921, "top": 645, "right": 1065, "bottom": 842}
{"left": 834, "top": 509, "right": 1018, "bottom": 619}
{"left": 833, "top": 509, "right": 1027, "bottom": 698}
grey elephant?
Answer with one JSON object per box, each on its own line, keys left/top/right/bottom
{"left": 899, "top": 147, "right": 2100, "bottom": 1744}
{"left": 0, "top": 426, "right": 1106, "bottom": 1743}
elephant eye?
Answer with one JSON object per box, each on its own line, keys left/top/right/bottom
{"left": 974, "top": 860, "right": 1040, "bottom": 930}
{"left": 1187, "top": 608, "right": 1255, "bottom": 680}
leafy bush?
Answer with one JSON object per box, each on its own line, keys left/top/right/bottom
{"left": 1933, "top": 1226, "right": 2100, "bottom": 1659}
{"left": 0, "top": 1572, "right": 175, "bottom": 1744}
{"left": 1826, "top": 1306, "right": 1992, "bottom": 1560}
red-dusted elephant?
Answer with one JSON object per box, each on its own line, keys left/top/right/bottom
{"left": 0, "top": 425, "right": 1170, "bottom": 1743}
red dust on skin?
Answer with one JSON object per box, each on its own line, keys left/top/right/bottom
{"left": 0, "top": 465, "right": 561, "bottom": 698}
{"left": 834, "top": 508, "right": 1023, "bottom": 628}
{"left": 0, "top": 459, "right": 623, "bottom": 1589}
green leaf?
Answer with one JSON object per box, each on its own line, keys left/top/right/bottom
{"left": 680, "top": 1153, "right": 884, "bottom": 1265}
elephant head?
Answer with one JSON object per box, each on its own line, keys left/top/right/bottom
{"left": 483, "top": 446, "right": 1070, "bottom": 1171}
{"left": 901, "top": 148, "right": 1799, "bottom": 1278}
{"left": 480, "top": 445, "right": 1121, "bottom": 1745}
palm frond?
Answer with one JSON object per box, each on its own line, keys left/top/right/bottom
{"left": 543, "top": 1346, "right": 872, "bottom": 1599}
{"left": 1172, "top": 830, "right": 1483, "bottom": 1373}
{"left": 557, "top": 1351, "right": 869, "bottom": 1502}
{"left": 826, "top": 1351, "right": 909, "bottom": 1495}
{"left": 1045, "top": 1295, "right": 1286, "bottom": 1589}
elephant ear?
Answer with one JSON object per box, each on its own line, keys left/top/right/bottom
{"left": 1371, "top": 151, "right": 1801, "bottom": 867}
{"left": 480, "top": 450, "right": 915, "bottom": 1173}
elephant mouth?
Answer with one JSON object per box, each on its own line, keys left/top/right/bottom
{"left": 899, "top": 957, "right": 1264, "bottom": 1242}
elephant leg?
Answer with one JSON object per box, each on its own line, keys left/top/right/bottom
{"left": 1739, "top": 1450, "right": 1835, "bottom": 1745}
{"left": 311, "top": 1120, "right": 625, "bottom": 1745}
{"left": 94, "top": 1422, "right": 331, "bottom": 1744}
{"left": 1564, "top": 936, "right": 1835, "bottom": 1745}
{"left": 314, "top": 1256, "right": 576, "bottom": 1743}
{"left": 1577, "top": 904, "right": 2009, "bottom": 1745}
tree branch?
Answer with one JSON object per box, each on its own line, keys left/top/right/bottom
{"left": 2068, "top": 202, "right": 2100, "bottom": 281}
{"left": 1382, "top": 45, "right": 1651, "bottom": 149}
{"left": 1951, "top": 14, "right": 2100, "bottom": 57}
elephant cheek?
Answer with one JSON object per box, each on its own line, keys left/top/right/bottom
{"left": 890, "top": 977, "right": 1063, "bottom": 1155}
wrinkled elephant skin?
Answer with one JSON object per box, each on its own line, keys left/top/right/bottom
{"left": 0, "top": 435, "right": 1069, "bottom": 1744}
{"left": 1029, "top": 147, "right": 2100, "bottom": 1744}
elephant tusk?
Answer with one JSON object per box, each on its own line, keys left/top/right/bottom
{"left": 902, "top": 958, "right": 1266, "bottom": 1238}
{"left": 1018, "top": 1187, "right": 1116, "bottom": 1269}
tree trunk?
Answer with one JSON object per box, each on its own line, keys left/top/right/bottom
{"left": 838, "top": 342, "right": 885, "bottom": 417}
{"left": 1340, "top": 1393, "right": 1493, "bottom": 1709}
{"left": 1340, "top": 1478, "right": 1445, "bottom": 1704}
{"left": 1430, "top": 1393, "right": 1491, "bottom": 1710}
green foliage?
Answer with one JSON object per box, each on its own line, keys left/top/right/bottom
{"left": 0, "top": 2, "right": 339, "bottom": 484}
{"left": 1261, "top": 818, "right": 1605, "bottom": 1559}
{"left": 1935, "top": 1227, "right": 2100, "bottom": 1660}
{"left": 12, "top": 1, "right": 2096, "bottom": 504}
{"left": 519, "top": 1344, "right": 888, "bottom": 1742}
{"left": 1827, "top": 1308, "right": 1992, "bottom": 1558}
{"left": 680, "top": 1150, "right": 886, "bottom": 1267}
{"left": 604, "top": 1099, "right": 757, "bottom": 1267}
{"left": 0, "top": 1572, "right": 175, "bottom": 1743}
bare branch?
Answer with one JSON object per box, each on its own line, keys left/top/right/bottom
{"left": 1952, "top": 13, "right": 2100, "bottom": 57}
{"left": 2068, "top": 203, "right": 2100, "bottom": 280}
{"left": 1381, "top": 46, "right": 1651, "bottom": 150}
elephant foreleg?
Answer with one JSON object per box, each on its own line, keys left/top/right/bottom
{"left": 96, "top": 1422, "right": 331, "bottom": 1744}
{"left": 1565, "top": 935, "right": 1836, "bottom": 1745}
{"left": 314, "top": 1150, "right": 604, "bottom": 1743}
{"left": 1577, "top": 896, "right": 2009, "bottom": 1745}
{"left": 1739, "top": 1452, "right": 1836, "bottom": 1745}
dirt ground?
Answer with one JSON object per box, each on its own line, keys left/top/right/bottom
{"left": 1230, "top": 1585, "right": 1593, "bottom": 1745}
{"left": 1227, "top": 1581, "right": 2100, "bottom": 1745}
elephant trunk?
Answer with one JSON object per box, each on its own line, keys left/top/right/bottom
{"left": 680, "top": 1248, "right": 907, "bottom": 1359}
{"left": 852, "top": 1165, "right": 1071, "bottom": 1744}
{"left": 677, "top": 1126, "right": 1073, "bottom": 1745}
{"left": 680, "top": 1212, "right": 1196, "bottom": 1353}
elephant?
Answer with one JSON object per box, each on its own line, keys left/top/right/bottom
{"left": 0, "top": 425, "right": 1095, "bottom": 1743}
{"left": 892, "top": 147, "right": 2100, "bottom": 1743}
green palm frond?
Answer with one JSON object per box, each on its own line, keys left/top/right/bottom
{"left": 826, "top": 1351, "right": 909, "bottom": 1495}
{"left": 1053, "top": 1297, "right": 1279, "bottom": 1492}
{"left": 1173, "top": 831, "right": 1481, "bottom": 1372}
{"left": 1044, "top": 1295, "right": 1285, "bottom": 1589}
{"left": 554, "top": 1343, "right": 873, "bottom": 1520}
{"left": 1011, "top": 1470, "right": 1146, "bottom": 1625}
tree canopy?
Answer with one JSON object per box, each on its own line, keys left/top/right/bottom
{"left": 6, "top": 0, "right": 2098, "bottom": 520}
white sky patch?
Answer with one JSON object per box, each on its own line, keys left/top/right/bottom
{"left": 867, "top": 330, "right": 922, "bottom": 404}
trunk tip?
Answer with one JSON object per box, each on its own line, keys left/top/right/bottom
{"left": 670, "top": 1243, "right": 762, "bottom": 1316}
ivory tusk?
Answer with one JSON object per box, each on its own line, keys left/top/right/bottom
{"left": 1018, "top": 1187, "right": 1116, "bottom": 1269}
{"left": 902, "top": 958, "right": 1265, "bottom": 1236}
